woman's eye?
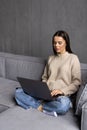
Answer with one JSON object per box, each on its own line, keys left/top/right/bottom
{"left": 54, "top": 41, "right": 62, "bottom": 45}
{"left": 58, "top": 42, "right": 62, "bottom": 45}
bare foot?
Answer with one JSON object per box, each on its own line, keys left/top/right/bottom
{"left": 37, "top": 105, "right": 43, "bottom": 112}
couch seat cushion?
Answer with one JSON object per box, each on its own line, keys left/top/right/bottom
{"left": 0, "top": 106, "right": 79, "bottom": 130}
{"left": 0, "top": 104, "right": 9, "bottom": 113}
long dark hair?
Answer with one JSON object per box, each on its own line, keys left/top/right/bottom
{"left": 52, "top": 30, "right": 73, "bottom": 55}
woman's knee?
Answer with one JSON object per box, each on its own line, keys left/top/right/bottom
{"left": 56, "top": 96, "right": 71, "bottom": 114}
{"left": 15, "top": 88, "right": 24, "bottom": 99}
{"left": 15, "top": 88, "right": 41, "bottom": 109}
{"left": 15, "top": 88, "right": 34, "bottom": 102}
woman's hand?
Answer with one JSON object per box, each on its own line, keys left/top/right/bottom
{"left": 51, "top": 89, "right": 64, "bottom": 97}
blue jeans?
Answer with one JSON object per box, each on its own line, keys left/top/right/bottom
{"left": 15, "top": 88, "right": 72, "bottom": 115}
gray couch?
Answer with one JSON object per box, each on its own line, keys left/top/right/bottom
{"left": 0, "top": 52, "right": 87, "bottom": 130}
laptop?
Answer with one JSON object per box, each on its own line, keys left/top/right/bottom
{"left": 17, "top": 77, "right": 54, "bottom": 101}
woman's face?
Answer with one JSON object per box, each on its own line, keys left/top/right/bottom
{"left": 53, "top": 36, "right": 66, "bottom": 54}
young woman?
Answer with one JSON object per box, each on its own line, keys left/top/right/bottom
{"left": 15, "top": 30, "right": 81, "bottom": 115}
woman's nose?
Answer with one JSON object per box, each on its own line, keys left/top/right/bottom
{"left": 55, "top": 42, "right": 59, "bottom": 46}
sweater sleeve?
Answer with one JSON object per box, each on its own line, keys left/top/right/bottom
{"left": 61, "top": 55, "right": 81, "bottom": 96}
{"left": 42, "top": 63, "right": 48, "bottom": 82}
{"left": 42, "top": 56, "right": 50, "bottom": 82}
{"left": 42, "top": 56, "right": 53, "bottom": 83}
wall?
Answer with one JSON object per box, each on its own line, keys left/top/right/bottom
{"left": 0, "top": 0, "right": 87, "bottom": 63}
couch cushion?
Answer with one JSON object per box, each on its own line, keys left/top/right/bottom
{"left": 5, "top": 56, "right": 46, "bottom": 81}
{"left": 75, "top": 63, "right": 87, "bottom": 116}
{"left": 81, "top": 63, "right": 87, "bottom": 85}
{"left": 0, "top": 77, "right": 20, "bottom": 107}
{"left": 75, "top": 84, "right": 87, "bottom": 116}
{"left": 81, "top": 102, "right": 87, "bottom": 130}
{"left": 0, "top": 57, "right": 5, "bottom": 77}
{"left": 0, "top": 104, "right": 9, "bottom": 113}
{"left": 0, "top": 107, "right": 79, "bottom": 130}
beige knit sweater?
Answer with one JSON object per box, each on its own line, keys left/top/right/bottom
{"left": 42, "top": 52, "right": 81, "bottom": 96}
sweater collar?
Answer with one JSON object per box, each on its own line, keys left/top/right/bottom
{"left": 57, "top": 51, "right": 69, "bottom": 57}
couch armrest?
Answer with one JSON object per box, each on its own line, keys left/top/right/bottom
{"left": 81, "top": 102, "right": 87, "bottom": 130}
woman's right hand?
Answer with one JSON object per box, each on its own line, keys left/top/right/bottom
{"left": 51, "top": 89, "right": 64, "bottom": 97}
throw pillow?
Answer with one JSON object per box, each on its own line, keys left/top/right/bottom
{"left": 75, "top": 84, "right": 87, "bottom": 116}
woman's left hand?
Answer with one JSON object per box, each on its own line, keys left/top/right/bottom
{"left": 51, "top": 89, "right": 63, "bottom": 97}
